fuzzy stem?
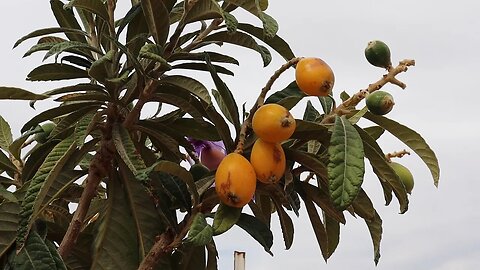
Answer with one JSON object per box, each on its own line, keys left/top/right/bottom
{"left": 234, "top": 57, "right": 302, "bottom": 154}
{"left": 385, "top": 149, "right": 411, "bottom": 162}
{"left": 322, "top": 59, "right": 415, "bottom": 123}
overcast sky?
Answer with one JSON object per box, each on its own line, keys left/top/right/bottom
{"left": 1, "top": 1, "right": 479, "bottom": 269}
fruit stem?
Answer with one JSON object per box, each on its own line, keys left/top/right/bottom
{"left": 234, "top": 57, "right": 302, "bottom": 154}
{"left": 385, "top": 149, "right": 411, "bottom": 162}
{"left": 322, "top": 59, "right": 415, "bottom": 123}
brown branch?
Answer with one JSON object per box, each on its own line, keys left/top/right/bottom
{"left": 385, "top": 149, "right": 411, "bottom": 162}
{"left": 234, "top": 57, "right": 303, "bottom": 154}
{"left": 58, "top": 140, "right": 114, "bottom": 258}
{"left": 123, "top": 79, "right": 158, "bottom": 129}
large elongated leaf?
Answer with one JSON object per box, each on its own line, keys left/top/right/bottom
{"left": 27, "top": 63, "right": 89, "bottom": 81}
{"left": 365, "top": 211, "right": 383, "bottom": 265}
{"left": 161, "top": 75, "right": 212, "bottom": 105}
{"left": 141, "top": 0, "right": 170, "bottom": 46}
{"left": 356, "top": 126, "right": 408, "bottom": 213}
{"left": 324, "top": 213, "right": 340, "bottom": 259}
{"left": 44, "top": 41, "right": 103, "bottom": 62}
{"left": 51, "top": 0, "right": 88, "bottom": 43}
{"left": 237, "top": 23, "right": 295, "bottom": 61}
{"left": 0, "top": 202, "right": 20, "bottom": 257}
{"left": 271, "top": 196, "right": 294, "bottom": 250}
{"left": 226, "top": 0, "right": 278, "bottom": 38}
{"left": 171, "top": 62, "right": 234, "bottom": 76}
{"left": 66, "top": 0, "right": 110, "bottom": 23}
{"left": 328, "top": 116, "right": 365, "bottom": 210}
{"left": 91, "top": 176, "right": 139, "bottom": 269}
{"left": 265, "top": 81, "right": 306, "bottom": 110}
{"left": 212, "top": 203, "right": 242, "bottom": 235}
{"left": 119, "top": 162, "right": 164, "bottom": 258}
{"left": 88, "top": 49, "right": 115, "bottom": 84}
{"left": 14, "top": 230, "right": 66, "bottom": 270}
{"left": 21, "top": 102, "right": 102, "bottom": 133}
{"left": 203, "top": 31, "right": 271, "bottom": 66}
{"left": 303, "top": 198, "right": 329, "bottom": 261}
{"left": 0, "top": 87, "right": 48, "bottom": 100}
{"left": 298, "top": 182, "right": 346, "bottom": 224}
{"left": 16, "top": 135, "right": 77, "bottom": 250}
{"left": 0, "top": 148, "right": 18, "bottom": 172}
{"left": 184, "top": 0, "right": 223, "bottom": 23}
{"left": 236, "top": 213, "right": 273, "bottom": 255}
{"left": 187, "top": 213, "right": 213, "bottom": 246}
{"left": 364, "top": 112, "right": 440, "bottom": 186}
{"left": 167, "top": 118, "right": 221, "bottom": 141}
{"left": 206, "top": 56, "right": 240, "bottom": 133}
{"left": 112, "top": 123, "right": 147, "bottom": 175}
{"left": 169, "top": 51, "right": 239, "bottom": 65}
{"left": 0, "top": 116, "right": 12, "bottom": 151}
{"left": 14, "top": 27, "right": 88, "bottom": 48}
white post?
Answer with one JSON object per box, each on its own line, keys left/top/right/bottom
{"left": 234, "top": 251, "right": 245, "bottom": 270}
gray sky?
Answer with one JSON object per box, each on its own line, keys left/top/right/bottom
{"left": 1, "top": 1, "right": 479, "bottom": 269}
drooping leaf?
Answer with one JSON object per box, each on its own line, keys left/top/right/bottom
{"left": 212, "top": 203, "right": 242, "bottom": 235}
{"left": 112, "top": 123, "right": 147, "bottom": 175}
{"left": 285, "top": 148, "right": 328, "bottom": 180}
{"left": 265, "top": 81, "right": 306, "bottom": 110}
{"left": 0, "top": 115, "right": 12, "bottom": 151}
{"left": 141, "top": 0, "right": 170, "bottom": 46}
{"left": 303, "top": 100, "right": 320, "bottom": 122}
{"left": 324, "top": 213, "right": 340, "bottom": 259}
{"left": 187, "top": 213, "right": 213, "bottom": 246}
{"left": 66, "top": 0, "right": 110, "bottom": 24}
{"left": 43, "top": 41, "right": 103, "bottom": 62}
{"left": 291, "top": 119, "right": 330, "bottom": 143}
{"left": 14, "top": 27, "right": 88, "bottom": 49}
{"left": 167, "top": 118, "right": 221, "bottom": 141}
{"left": 225, "top": 0, "right": 278, "bottom": 38}
{"left": 61, "top": 55, "right": 92, "bottom": 68}
{"left": 184, "top": 0, "right": 223, "bottom": 23}
{"left": 0, "top": 202, "right": 20, "bottom": 257}
{"left": 351, "top": 188, "right": 375, "bottom": 221}
{"left": 328, "top": 115, "right": 365, "bottom": 210}
{"left": 40, "top": 83, "right": 107, "bottom": 97}
{"left": 26, "top": 63, "right": 89, "bottom": 81}
{"left": 203, "top": 31, "right": 272, "bottom": 66}
{"left": 161, "top": 75, "right": 212, "bottom": 105}
{"left": 0, "top": 87, "right": 48, "bottom": 100}
{"left": 364, "top": 126, "right": 385, "bottom": 141}
{"left": 236, "top": 213, "right": 273, "bottom": 255}
{"left": 0, "top": 148, "right": 18, "bottom": 173}
{"left": 51, "top": 0, "right": 88, "bottom": 44}
{"left": 171, "top": 62, "right": 235, "bottom": 76}
{"left": 237, "top": 23, "right": 295, "bottom": 61}
{"left": 206, "top": 55, "right": 240, "bottom": 133}
{"left": 21, "top": 102, "right": 102, "bottom": 133}
{"left": 364, "top": 112, "right": 440, "bottom": 186}
{"left": 16, "top": 135, "right": 77, "bottom": 250}
{"left": 91, "top": 176, "right": 139, "bottom": 270}
{"left": 297, "top": 182, "right": 346, "bottom": 224}
{"left": 74, "top": 112, "right": 98, "bottom": 147}
{"left": 119, "top": 162, "right": 165, "bottom": 258}
{"left": 203, "top": 102, "right": 235, "bottom": 153}
{"left": 303, "top": 198, "right": 329, "bottom": 261}
{"left": 271, "top": 196, "right": 294, "bottom": 250}
{"left": 139, "top": 44, "right": 171, "bottom": 69}
{"left": 356, "top": 126, "right": 408, "bottom": 213}
{"left": 0, "top": 185, "right": 18, "bottom": 203}
{"left": 365, "top": 211, "right": 383, "bottom": 265}
{"left": 222, "top": 11, "right": 238, "bottom": 33}
{"left": 168, "top": 51, "right": 239, "bottom": 65}
{"left": 318, "top": 95, "right": 334, "bottom": 115}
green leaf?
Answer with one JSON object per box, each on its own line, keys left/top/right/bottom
{"left": 348, "top": 106, "right": 369, "bottom": 126}
{"left": 365, "top": 211, "right": 383, "bottom": 265}
{"left": 271, "top": 196, "right": 294, "bottom": 250}
{"left": 112, "top": 123, "right": 147, "bottom": 175}
{"left": 285, "top": 148, "right": 328, "bottom": 179}
{"left": 61, "top": 55, "right": 92, "bottom": 68}
{"left": 212, "top": 203, "right": 242, "bottom": 235}
{"left": 27, "top": 63, "right": 89, "bottom": 81}
{"left": 51, "top": 0, "right": 88, "bottom": 44}
{"left": 161, "top": 75, "right": 212, "bottom": 105}
{"left": 237, "top": 23, "right": 295, "bottom": 61}
{"left": 88, "top": 49, "right": 115, "bottom": 84}
{"left": 187, "top": 213, "right": 213, "bottom": 246}
{"left": 303, "top": 199, "right": 329, "bottom": 261}
{"left": 291, "top": 119, "right": 330, "bottom": 143}
{"left": 364, "top": 126, "right": 385, "bottom": 141}
{"left": 303, "top": 100, "right": 320, "bottom": 122}
{"left": 206, "top": 56, "right": 241, "bottom": 133}
{"left": 184, "top": 0, "right": 223, "bottom": 23}
{"left": 91, "top": 176, "right": 139, "bottom": 269}
{"left": 167, "top": 118, "right": 221, "bottom": 141}
{"left": 203, "top": 103, "right": 235, "bottom": 153}
{"left": 16, "top": 135, "right": 77, "bottom": 250}
{"left": 66, "top": 0, "right": 110, "bottom": 24}
{"left": 39, "top": 83, "right": 106, "bottom": 97}
{"left": 74, "top": 112, "right": 98, "bottom": 147}
{"left": 0, "top": 185, "right": 18, "bottom": 203}
{"left": 43, "top": 41, "right": 103, "bottom": 62}
{"left": 171, "top": 62, "right": 234, "bottom": 76}
{"left": 14, "top": 230, "right": 66, "bottom": 270}
{"left": 297, "top": 182, "right": 346, "bottom": 224}
{"left": 236, "top": 213, "right": 273, "bottom": 255}
{"left": 265, "top": 81, "right": 306, "bottom": 110}
{"left": 364, "top": 112, "right": 440, "bottom": 186}
{"left": 119, "top": 162, "right": 165, "bottom": 258}
{"left": 0, "top": 202, "right": 20, "bottom": 257}
{"left": 0, "top": 149, "right": 17, "bottom": 172}
{"left": 352, "top": 188, "right": 375, "bottom": 221}
{"left": 318, "top": 96, "right": 334, "bottom": 115}
{"left": 169, "top": 51, "right": 239, "bottom": 65}
{"left": 328, "top": 115, "right": 365, "bottom": 210}
{"left": 139, "top": 44, "right": 171, "bottom": 69}
{"left": 141, "top": 0, "right": 170, "bottom": 46}
{"left": 0, "top": 87, "right": 48, "bottom": 100}
{"left": 14, "top": 27, "right": 88, "bottom": 48}
{"left": 21, "top": 102, "right": 102, "bottom": 133}
{"left": 356, "top": 126, "right": 408, "bottom": 213}
{"left": 0, "top": 115, "right": 12, "bottom": 151}
{"left": 225, "top": 0, "right": 278, "bottom": 38}
{"left": 324, "top": 213, "right": 340, "bottom": 259}
{"left": 203, "top": 31, "right": 272, "bottom": 66}
{"left": 223, "top": 11, "right": 238, "bottom": 33}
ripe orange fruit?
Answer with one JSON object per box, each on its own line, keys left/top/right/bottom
{"left": 250, "top": 139, "right": 286, "bottom": 184}
{"left": 295, "top": 57, "right": 335, "bottom": 96}
{"left": 252, "top": 103, "right": 296, "bottom": 143}
{"left": 215, "top": 153, "right": 257, "bottom": 208}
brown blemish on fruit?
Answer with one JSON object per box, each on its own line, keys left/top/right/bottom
{"left": 281, "top": 112, "right": 293, "bottom": 127}
{"left": 272, "top": 146, "right": 282, "bottom": 164}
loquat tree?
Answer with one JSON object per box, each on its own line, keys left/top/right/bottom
{"left": 0, "top": 1, "right": 439, "bottom": 269}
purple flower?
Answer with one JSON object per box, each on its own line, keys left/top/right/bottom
{"left": 187, "top": 139, "right": 226, "bottom": 170}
